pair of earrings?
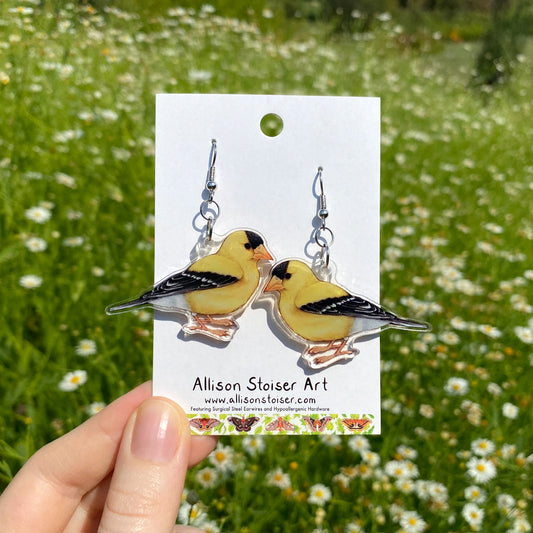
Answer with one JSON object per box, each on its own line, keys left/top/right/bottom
{"left": 107, "top": 140, "right": 429, "bottom": 369}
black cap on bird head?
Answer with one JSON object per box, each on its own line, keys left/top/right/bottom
{"left": 271, "top": 261, "right": 290, "bottom": 280}
{"left": 245, "top": 230, "right": 264, "bottom": 250}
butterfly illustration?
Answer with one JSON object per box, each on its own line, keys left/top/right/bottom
{"left": 265, "top": 416, "right": 295, "bottom": 432}
{"left": 341, "top": 418, "right": 371, "bottom": 431}
{"left": 302, "top": 415, "right": 332, "bottom": 433}
{"left": 189, "top": 418, "right": 222, "bottom": 431}
{"left": 228, "top": 416, "right": 260, "bottom": 432}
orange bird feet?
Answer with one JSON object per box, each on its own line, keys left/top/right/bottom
{"left": 302, "top": 339, "right": 359, "bottom": 369}
{"left": 183, "top": 314, "right": 238, "bottom": 341}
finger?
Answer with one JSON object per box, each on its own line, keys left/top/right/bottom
{"left": 97, "top": 397, "right": 191, "bottom": 533}
{"left": 189, "top": 435, "right": 218, "bottom": 466}
{"left": 174, "top": 526, "right": 209, "bottom": 533}
{"left": 65, "top": 434, "right": 217, "bottom": 532}
{"left": 0, "top": 381, "right": 151, "bottom": 533}
{"left": 64, "top": 475, "right": 111, "bottom": 533}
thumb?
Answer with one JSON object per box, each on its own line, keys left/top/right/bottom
{"left": 98, "top": 397, "right": 191, "bottom": 533}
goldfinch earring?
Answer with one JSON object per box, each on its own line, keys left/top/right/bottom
{"left": 263, "top": 166, "right": 430, "bottom": 369}
{"left": 106, "top": 139, "right": 274, "bottom": 342}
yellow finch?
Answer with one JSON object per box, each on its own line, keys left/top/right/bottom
{"left": 107, "top": 230, "right": 273, "bottom": 340}
{"left": 264, "top": 260, "right": 429, "bottom": 368}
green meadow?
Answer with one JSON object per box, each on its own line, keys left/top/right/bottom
{"left": 1, "top": 2, "right": 532, "bottom": 532}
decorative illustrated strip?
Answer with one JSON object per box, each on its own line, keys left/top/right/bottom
{"left": 188, "top": 413, "right": 375, "bottom": 436}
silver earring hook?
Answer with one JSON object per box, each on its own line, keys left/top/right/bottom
{"left": 200, "top": 139, "right": 220, "bottom": 241}
{"left": 313, "top": 166, "right": 334, "bottom": 269}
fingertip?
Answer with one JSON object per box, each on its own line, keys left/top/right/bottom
{"left": 136, "top": 396, "right": 216, "bottom": 467}
{"left": 189, "top": 435, "right": 218, "bottom": 467}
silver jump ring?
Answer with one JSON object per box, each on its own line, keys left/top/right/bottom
{"left": 200, "top": 199, "right": 220, "bottom": 222}
{"left": 314, "top": 226, "right": 334, "bottom": 249}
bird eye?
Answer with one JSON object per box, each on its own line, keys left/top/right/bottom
{"left": 244, "top": 243, "right": 252, "bottom": 250}
{"left": 285, "top": 273, "right": 292, "bottom": 280}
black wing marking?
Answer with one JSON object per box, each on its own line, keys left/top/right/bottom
{"left": 141, "top": 270, "right": 238, "bottom": 301}
{"left": 299, "top": 294, "right": 397, "bottom": 321}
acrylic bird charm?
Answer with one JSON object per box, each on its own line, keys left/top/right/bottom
{"left": 264, "top": 259, "right": 430, "bottom": 369}
{"left": 107, "top": 230, "right": 273, "bottom": 341}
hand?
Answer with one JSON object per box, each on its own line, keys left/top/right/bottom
{"left": 0, "top": 382, "right": 217, "bottom": 532}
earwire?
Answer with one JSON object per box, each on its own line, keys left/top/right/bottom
{"left": 313, "top": 166, "right": 334, "bottom": 269}
{"left": 200, "top": 139, "right": 220, "bottom": 241}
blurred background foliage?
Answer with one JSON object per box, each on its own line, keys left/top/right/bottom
{"left": 43, "top": 0, "right": 533, "bottom": 87}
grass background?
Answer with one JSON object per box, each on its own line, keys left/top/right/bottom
{"left": 1, "top": 1, "right": 532, "bottom": 531}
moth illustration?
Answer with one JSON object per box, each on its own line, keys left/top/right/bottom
{"left": 228, "top": 416, "right": 260, "bottom": 432}
{"left": 189, "top": 418, "right": 222, "bottom": 431}
{"left": 302, "top": 415, "right": 332, "bottom": 433}
{"left": 265, "top": 416, "right": 295, "bottom": 432}
{"left": 341, "top": 418, "right": 371, "bottom": 431}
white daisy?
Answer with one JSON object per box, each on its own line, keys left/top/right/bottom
{"left": 500, "top": 444, "right": 517, "bottom": 459}
{"left": 478, "top": 324, "right": 502, "bottom": 338}
{"left": 384, "top": 460, "right": 419, "bottom": 480}
{"left": 487, "top": 382, "right": 502, "bottom": 396}
{"left": 75, "top": 339, "right": 97, "bottom": 357}
{"left": 25, "top": 237, "right": 47, "bottom": 252}
{"left": 58, "top": 370, "right": 87, "bottom": 391}
{"left": 348, "top": 435, "right": 370, "bottom": 453}
{"left": 209, "top": 443, "right": 235, "bottom": 473}
{"left": 201, "top": 521, "right": 220, "bottom": 533}
{"left": 502, "top": 402, "right": 519, "bottom": 420}
{"left": 471, "top": 438, "right": 496, "bottom": 457}
{"left": 308, "top": 483, "right": 332, "bottom": 506}
{"left": 86, "top": 402, "right": 106, "bottom": 415}
{"left": 63, "top": 236, "right": 84, "bottom": 247}
{"left": 360, "top": 450, "right": 380, "bottom": 466}
{"left": 497, "top": 493, "right": 516, "bottom": 514}
{"left": 266, "top": 467, "right": 290, "bottom": 489}
{"left": 419, "top": 404, "right": 434, "bottom": 418}
{"left": 242, "top": 435, "right": 266, "bottom": 456}
{"left": 91, "top": 266, "right": 105, "bottom": 277}
{"left": 55, "top": 172, "right": 76, "bottom": 188}
{"left": 195, "top": 467, "right": 218, "bottom": 488}
{"left": 25, "top": 206, "right": 51, "bottom": 224}
{"left": 510, "top": 515, "right": 531, "bottom": 532}
{"left": 427, "top": 481, "right": 448, "bottom": 504}
{"left": 399, "top": 510, "right": 427, "bottom": 533}
{"left": 462, "top": 503, "right": 484, "bottom": 530}
{"left": 466, "top": 457, "right": 497, "bottom": 484}
{"left": 464, "top": 485, "right": 486, "bottom": 504}
{"left": 320, "top": 434, "right": 341, "bottom": 447}
{"left": 396, "top": 445, "right": 418, "bottom": 460}
{"left": 395, "top": 478, "right": 415, "bottom": 494}
{"left": 444, "top": 377, "right": 469, "bottom": 395}
{"left": 19, "top": 274, "right": 43, "bottom": 289}
{"left": 514, "top": 326, "right": 533, "bottom": 344}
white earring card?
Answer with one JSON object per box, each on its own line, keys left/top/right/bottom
{"left": 153, "top": 94, "right": 381, "bottom": 435}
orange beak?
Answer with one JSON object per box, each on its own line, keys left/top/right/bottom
{"left": 264, "top": 276, "right": 283, "bottom": 292}
{"left": 253, "top": 244, "right": 273, "bottom": 261}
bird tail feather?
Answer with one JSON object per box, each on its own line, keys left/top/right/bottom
{"left": 105, "top": 298, "right": 144, "bottom": 315}
{"left": 391, "top": 317, "right": 431, "bottom": 332}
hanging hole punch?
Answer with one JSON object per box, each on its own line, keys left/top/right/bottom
{"left": 260, "top": 113, "right": 284, "bottom": 137}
